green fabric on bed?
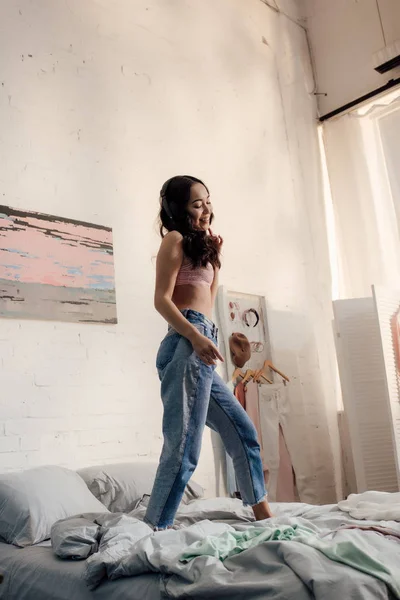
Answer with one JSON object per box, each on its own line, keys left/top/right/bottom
{"left": 181, "top": 523, "right": 400, "bottom": 597}
{"left": 181, "top": 524, "right": 305, "bottom": 561}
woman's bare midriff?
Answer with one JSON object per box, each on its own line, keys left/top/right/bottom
{"left": 172, "top": 285, "right": 213, "bottom": 319}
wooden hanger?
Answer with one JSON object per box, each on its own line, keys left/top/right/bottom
{"left": 255, "top": 360, "right": 289, "bottom": 383}
{"left": 255, "top": 371, "right": 273, "bottom": 384}
{"left": 232, "top": 367, "right": 274, "bottom": 387}
{"left": 242, "top": 369, "right": 255, "bottom": 385}
{"left": 232, "top": 367, "right": 245, "bottom": 382}
{"left": 232, "top": 368, "right": 263, "bottom": 386}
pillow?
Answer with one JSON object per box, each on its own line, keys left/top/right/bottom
{"left": 78, "top": 461, "right": 204, "bottom": 513}
{"left": 0, "top": 465, "right": 109, "bottom": 547}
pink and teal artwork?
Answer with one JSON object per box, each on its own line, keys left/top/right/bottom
{"left": 0, "top": 205, "right": 117, "bottom": 324}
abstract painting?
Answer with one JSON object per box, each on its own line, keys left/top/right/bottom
{"left": 0, "top": 205, "right": 117, "bottom": 324}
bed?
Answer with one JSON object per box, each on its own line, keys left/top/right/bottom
{"left": 2, "top": 498, "right": 400, "bottom": 599}
{"left": 1, "top": 464, "right": 399, "bottom": 599}
{"left": 0, "top": 540, "right": 160, "bottom": 600}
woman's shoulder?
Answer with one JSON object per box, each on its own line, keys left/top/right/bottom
{"left": 163, "top": 230, "right": 183, "bottom": 243}
{"left": 158, "top": 231, "right": 184, "bottom": 260}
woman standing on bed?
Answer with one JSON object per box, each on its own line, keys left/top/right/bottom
{"left": 144, "top": 175, "right": 273, "bottom": 530}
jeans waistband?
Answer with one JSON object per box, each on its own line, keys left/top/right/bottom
{"left": 168, "top": 309, "right": 218, "bottom": 338}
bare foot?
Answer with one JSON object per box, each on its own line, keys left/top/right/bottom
{"left": 252, "top": 499, "right": 274, "bottom": 520}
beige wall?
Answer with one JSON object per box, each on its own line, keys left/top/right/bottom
{"left": 305, "top": 0, "right": 400, "bottom": 116}
{"left": 0, "top": 0, "right": 340, "bottom": 503}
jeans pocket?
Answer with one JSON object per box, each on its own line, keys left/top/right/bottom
{"left": 156, "top": 333, "right": 181, "bottom": 372}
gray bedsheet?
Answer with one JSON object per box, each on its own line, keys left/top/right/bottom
{"left": 0, "top": 540, "right": 160, "bottom": 600}
{"left": 53, "top": 498, "right": 400, "bottom": 599}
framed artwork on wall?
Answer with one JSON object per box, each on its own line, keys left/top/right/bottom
{"left": 0, "top": 205, "right": 117, "bottom": 324}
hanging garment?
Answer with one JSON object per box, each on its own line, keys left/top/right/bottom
{"left": 234, "top": 381, "right": 246, "bottom": 409}
{"left": 258, "top": 384, "right": 297, "bottom": 503}
{"left": 226, "top": 380, "right": 239, "bottom": 496}
{"left": 223, "top": 380, "right": 239, "bottom": 496}
{"left": 228, "top": 381, "right": 268, "bottom": 494}
{"left": 244, "top": 381, "right": 263, "bottom": 451}
{"left": 276, "top": 425, "right": 298, "bottom": 502}
{"left": 227, "top": 382, "right": 250, "bottom": 497}
{"left": 243, "top": 381, "right": 268, "bottom": 475}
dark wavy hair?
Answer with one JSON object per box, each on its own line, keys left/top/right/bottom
{"left": 158, "top": 175, "right": 221, "bottom": 269}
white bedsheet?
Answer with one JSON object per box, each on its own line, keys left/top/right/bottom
{"left": 339, "top": 491, "right": 400, "bottom": 521}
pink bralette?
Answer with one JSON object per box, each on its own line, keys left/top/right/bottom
{"left": 175, "top": 260, "right": 214, "bottom": 287}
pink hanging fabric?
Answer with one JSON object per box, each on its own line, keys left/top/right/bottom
{"left": 234, "top": 382, "right": 246, "bottom": 409}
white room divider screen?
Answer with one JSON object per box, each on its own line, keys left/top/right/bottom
{"left": 333, "top": 286, "right": 400, "bottom": 494}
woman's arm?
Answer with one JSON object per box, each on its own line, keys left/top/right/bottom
{"left": 154, "top": 232, "right": 223, "bottom": 365}
{"left": 154, "top": 231, "right": 199, "bottom": 341}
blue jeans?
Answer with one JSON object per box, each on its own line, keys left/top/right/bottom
{"left": 144, "top": 309, "right": 267, "bottom": 529}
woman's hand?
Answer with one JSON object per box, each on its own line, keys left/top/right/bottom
{"left": 191, "top": 332, "right": 224, "bottom": 366}
{"left": 208, "top": 229, "right": 223, "bottom": 254}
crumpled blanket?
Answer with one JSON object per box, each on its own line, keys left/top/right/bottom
{"left": 180, "top": 522, "right": 400, "bottom": 597}
{"left": 51, "top": 497, "right": 400, "bottom": 600}
{"left": 338, "top": 491, "right": 400, "bottom": 521}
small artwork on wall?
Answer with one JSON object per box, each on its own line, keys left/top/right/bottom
{"left": 217, "top": 286, "right": 272, "bottom": 379}
{"left": 0, "top": 205, "right": 117, "bottom": 324}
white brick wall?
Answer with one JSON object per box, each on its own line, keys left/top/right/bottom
{"left": 0, "top": 0, "right": 340, "bottom": 501}
{"left": 0, "top": 319, "right": 161, "bottom": 473}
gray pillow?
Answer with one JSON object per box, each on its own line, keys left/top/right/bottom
{"left": 78, "top": 461, "right": 204, "bottom": 513}
{"left": 0, "top": 466, "right": 109, "bottom": 547}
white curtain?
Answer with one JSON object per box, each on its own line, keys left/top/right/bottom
{"left": 380, "top": 108, "right": 400, "bottom": 226}
{"left": 322, "top": 89, "right": 400, "bottom": 299}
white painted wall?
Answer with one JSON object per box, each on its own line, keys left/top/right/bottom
{"left": 305, "top": 0, "right": 400, "bottom": 115}
{"left": 0, "top": 0, "right": 339, "bottom": 503}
